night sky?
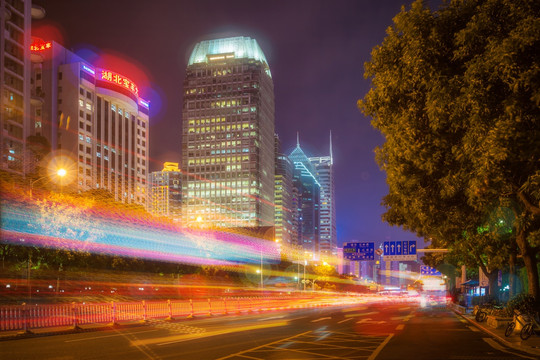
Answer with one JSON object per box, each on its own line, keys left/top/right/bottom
{"left": 35, "top": 0, "right": 427, "bottom": 249}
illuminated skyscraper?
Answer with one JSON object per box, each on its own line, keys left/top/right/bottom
{"left": 289, "top": 136, "right": 320, "bottom": 258}
{"left": 0, "top": 0, "right": 33, "bottom": 175}
{"left": 182, "top": 36, "right": 275, "bottom": 228}
{"left": 275, "top": 135, "right": 296, "bottom": 246}
{"left": 148, "top": 162, "right": 182, "bottom": 221}
{"left": 28, "top": 39, "right": 149, "bottom": 205}
{"left": 309, "top": 132, "right": 337, "bottom": 258}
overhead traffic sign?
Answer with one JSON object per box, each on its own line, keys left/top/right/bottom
{"left": 343, "top": 242, "right": 374, "bottom": 261}
{"left": 420, "top": 265, "right": 442, "bottom": 276}
{"left": 383, "top": 240, "right": 417, "bottom": 261}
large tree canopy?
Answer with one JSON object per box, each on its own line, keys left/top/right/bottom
{"left": 359, "top": 0, "right": 539, "bottom": 299}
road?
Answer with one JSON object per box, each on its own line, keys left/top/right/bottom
{"left": 1, "top": 299, "right": 535, "bottom": 360}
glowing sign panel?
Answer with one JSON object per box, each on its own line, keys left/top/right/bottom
{"left": 99, "top": 69, "right": 139, "bottom": 97}
{"left": 30, "top": 41, "right": 52, "bottom": 51}
{"left": 82, "top": 64, "right": 95, "bottom": 76}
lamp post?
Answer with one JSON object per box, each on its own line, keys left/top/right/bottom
{"left": 30, "top": 168, "right": 67, "bottom": 198}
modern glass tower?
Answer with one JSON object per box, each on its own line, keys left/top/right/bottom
{"left": 148, "top": 162, "right": 182, "bottom": 222}
{"left": 289, "top": 136, "right": 320, "bottom": 258}
{"left": 309, "top": 132, "right": 337, "bottom": 258}
{"left": 181, "top": 36, "right": 275, "bottom": 228}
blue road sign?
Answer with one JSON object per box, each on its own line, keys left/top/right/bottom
{"left": 383, "top": 240, "right": 418, "bottom": 261}
{"left": 409, "top": 241, "right": 417, "bottom": 255}
{"left": 343, "top": 242, "right": 374, "bottom": 261}
{"left": 421, "top": 265, "right": 442, "bottom": 276}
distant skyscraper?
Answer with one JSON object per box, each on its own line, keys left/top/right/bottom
{"left": 274, "top": 135, "right": 296, "bottom": 246}
{"left": 289, "top": 135, "right": 320, "bottom": 258}
{"left": 182, "top": 36, "right": 275, "bottom": 228}
{"left": 148, "top": 162, "right": 182, "bottom": 221}
{"left": 309, "top": 132, "right": 337, "bottom": 257}
{"left": 28, "top": 39, "right": 150, "bottom": 205}
{"left": 1, "top": 0, "right": 33, "bottom": 175}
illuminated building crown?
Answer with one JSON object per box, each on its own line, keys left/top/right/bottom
{"left": 188, "top": 36, "right": 271, "bottom": 77}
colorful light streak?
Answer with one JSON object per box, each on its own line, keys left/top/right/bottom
{"left": 0, "top": 194, "right": 280, "bottom": 267}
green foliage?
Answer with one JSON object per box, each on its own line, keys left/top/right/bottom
{"left": 359, "top": 0, "right": 540, "bottom": 298}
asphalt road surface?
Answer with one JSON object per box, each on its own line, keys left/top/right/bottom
{"left": 1, "top": 299, "right": 536, "bottom": 360}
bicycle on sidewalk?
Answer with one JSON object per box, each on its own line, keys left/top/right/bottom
{"left": 474, "top": 303, "right": 502, "bottom": 322}
{"left": 505, "top": 309, "right": 540, "bottom": 340}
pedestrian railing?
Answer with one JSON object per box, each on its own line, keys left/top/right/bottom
{"left": 0, "top": 295, "right": 354, "bottom": 332}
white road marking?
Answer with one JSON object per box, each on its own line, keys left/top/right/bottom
{"left": 395, "top": 324, "right": 405, "bottom": 330}
{"left": 482, "top": 338, "right": 537, "bottom": 360}
{"left": 258, "top": 315, "right": 285, "bottom": 321}
{"left": 337, "top": 318, "right": 354, "bottom": 324}
{"left": 367, "top": 333, "right": 394, "bottom": 360}
{"left": 65, "top": 329, "right": 159, "bottom": 342}
{"left": 468, "top": 326, "right": 480, "bottom": 332}
{"left": 311, "top": 317, "right": 332, "bottom": 322}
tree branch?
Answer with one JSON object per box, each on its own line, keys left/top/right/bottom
{"left": 517, "top": 191, "right": 540, "bottom": 216}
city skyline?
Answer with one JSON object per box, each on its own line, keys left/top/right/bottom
{"left": 32, "top": 0, "right": 423, "bottom": 248}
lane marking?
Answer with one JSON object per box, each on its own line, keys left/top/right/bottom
{"left": 65, "top": 329, "right": 159, "bottom": 342}
{"left": 215, "top": 330, "right": 312, "bottom": 360}
{"left": 131, "top": 321, "right": 288, "bottom": 347}
{"left": 345, "top": 311, "right": 379, "bottom": 318}
{"left": 258, "top": 315, "right": 285, "bottom": 321}
{"left": 391, "top": 316, "right": 408, "bottom": 320}
{"left": 341, "top": 306, "right": 368, "bottom": 313}
{"left": 337, "top": 318, "right": 354, "bottom": 324}
{"left": 395, "top": 324, "right": 404, "bottom": 330}
{"left": 367, "top": 333, "right": 394, "bottom": 360}
{"left": 482, "top": 338, "right": 537, "bottom": 360}
{"left": 311, "top": 317, "right": 332, "bottom": 323}
{"left": 467, "top": 326, "right": 480, "bottom": 332}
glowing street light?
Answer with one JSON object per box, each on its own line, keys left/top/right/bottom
{"left": 57, "top": 168, "right": 67, "bottom": 177}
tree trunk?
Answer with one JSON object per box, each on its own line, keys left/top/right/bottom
{"left": 509, "top": 251, "right": 516, "bottom": 298}
{"left": 516, "top": 230, "right": 540, "bottom": 300}
{"left": 487, "top": 270, "right": 499, "bottom": 300}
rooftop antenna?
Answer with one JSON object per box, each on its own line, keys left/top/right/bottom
{"left": 296, "top": 131, "right": 300, "bottom": 148}
{"left": 329, "top": 130, "right": 333, "bottom": 164}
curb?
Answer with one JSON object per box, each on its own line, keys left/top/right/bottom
{"left": 452, "top": 310, "right": 540, "bottom": 357}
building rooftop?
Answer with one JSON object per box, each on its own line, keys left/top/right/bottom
{"left": 188, "top": 36, "right": 271, "bottom": 77}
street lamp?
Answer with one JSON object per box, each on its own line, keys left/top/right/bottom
{"left": 30, "top": 167, "right": 67, "bottom": 198}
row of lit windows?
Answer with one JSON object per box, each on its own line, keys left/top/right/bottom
{"left": 187, "top": 123, "right": 253, "bottom": 134}
{"left": 187, "top": 155, "right": 250, "bottom": 166}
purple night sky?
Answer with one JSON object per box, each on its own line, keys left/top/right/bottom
{"left": 36, "top": 0, "right": 426, "bottom": 249}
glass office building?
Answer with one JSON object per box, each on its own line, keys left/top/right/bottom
{"left": 181, "top": 36, "right": 275, "bottom": 228}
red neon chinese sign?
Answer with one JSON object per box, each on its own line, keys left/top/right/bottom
{"left": 30, "top": 41, "right": 52, "bottom": 51}
{"left": 99, "top": 69, "right": 139, "bottom": 97}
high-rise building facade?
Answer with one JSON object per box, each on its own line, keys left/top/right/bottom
{"left": 274, "top": 135, "right": 296, "bottom": 246}
{"left": 289, "top": 138, "right": 320, "bottom": 258}
{"left": 1, "top": 0, "right": 33, "bottom": 175}
{"left": 309, "top": 133, "right": 337, "bottom": 257}
{"left": 28, "top": 39, "right": 149, "bottom": 205}
{"left": 148, "top": 162, "right": 182, "bottom": 221}
{"left": 181, "top": 36, "right": 275, "bottom": 228}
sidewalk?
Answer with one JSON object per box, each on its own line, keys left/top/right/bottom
{"left": 453, "top": 310, "right": 540, "bottom": 357}
{"left": 0, "top": 321, "right": 144, "bottom": 341}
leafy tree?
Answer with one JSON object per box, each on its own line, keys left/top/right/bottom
{"left": 359, "top": 0, "right": 539, "bottom": 300}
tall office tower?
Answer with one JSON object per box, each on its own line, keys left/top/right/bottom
{"left": 28, "top": 39, "right": 150, "bottom": 205}
{"left": 309, "top": 132, "right": 337, "bottom": 258}
{"left": 274, "top": 135, "right": 296, "bottom": 246}
{"left": 148, "top": 162, "right": 182, "bottom": 222}
{"left": 182, "top": 36, "right": 275, "bottom": 228}
{"left": 0, "top": 0, "right": 33, "bottom": 175}
{"left": 289, "top": 136, "right": 320, "bottom": 259}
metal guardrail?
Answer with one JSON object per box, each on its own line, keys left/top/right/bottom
{"left": 0, "top": 296, "right": 333, "bottom": 332}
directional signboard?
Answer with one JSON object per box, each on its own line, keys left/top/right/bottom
{"left": 383, "top": 240, "right": 417, "bottom": 261}
{"left": 343, "top": 242, "right": 374, "bottom": 261}
{"left": 420, "top": 265, "right": 442, "bottom": 276}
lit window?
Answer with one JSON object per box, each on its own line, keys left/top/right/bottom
{"left": 79, "top": 99, "right": 84, "bottom": 107}
{"left": 86, "top": 103, "right": 92, "bottom": 111}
